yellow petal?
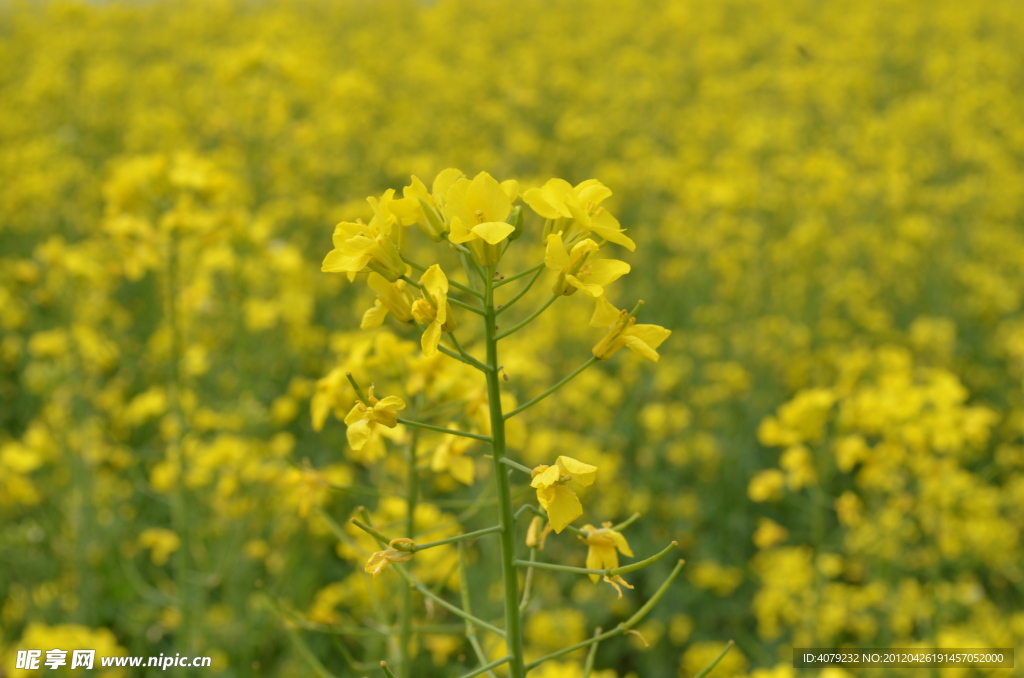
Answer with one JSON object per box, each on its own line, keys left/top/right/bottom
{"left": 608, "top": 530, "right": 634, "bottom": 557}
{"left": 343, "top": 404, "right": 363, "bottom": 427}
{"left": 375, "top": 396, "right": 406, "bottom": 411}
{"left": 586, "top": 544, "right": 604, "bottom": 583}
{"left": 624, "top": 325, "right": 672, "bottom": 362}
{"left": 433, "top": 168, "right": 463, "bottom": 198}
{"left": 545, "top": 232, "right": 570, "bottom": 270}
{"left": 522, "top": 187, "right": 562, "bottom": 220}
{"left": 346, "top": 420, "right": 372, "bottom": 451}
{"left": 471, "top": 221, "right": 515, "bottom": 244}
{"left": 447, "top": 216, "right": 473, "bottom": 244}
{"left": 421, "top": 264, "right": 449, "bottom": 301}
{"left": 566, "top": 275, "right": 604, "bottom": 298}
{"left": 421, "top": 321, "right": 442, "bottom": 357}
{"left": 587, "top": 259, "right": 631, "bottom": 286}
{"left": 623, "top": 334, "right": 660, "bottom": 362}
{"left": 361, "top": 301, "right": 388, "bottom": 329}
{"left": 500, "top": 179, "right": 520, "bottom": 202}
{"left": 556, "top": 455, "right": 597, "bottom": 486}
{"left": 590, "top": 210, "right": 635, "bottom": 251}
{"left": 530, "top": 464, "right": 562, "bottom": 489}
{"left": 467, "top": 171, "right": 511, "bottom": 222}
{"left": 590, "top": 296, "right": 622, "bottom": 327}
{"left": 575, "top": 179, "right": 612, "bottom": 206}
{"left": 545, "top": 485, "right": 583, "bottom": 533}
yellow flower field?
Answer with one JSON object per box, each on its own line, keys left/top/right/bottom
{"left": 1, "top": 0, "right": 1022, "bottom": 676}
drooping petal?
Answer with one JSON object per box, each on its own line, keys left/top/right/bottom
{"left": 522, "top": 187, "right": 563, "bottom": 220}
{"left": 346, "top": 419, "right": 372, "bottom": 451}
{"left": 542, "top": 485, "right": 583, "bottom": 533}
{"left": 361, "top": 301, "right": 389, "bottom": 329}
{"left": 421, "top": 320, "right": 442, "bottom": 357}
{"left": 608, "top": 530, "right": 634, "bottom": 557}
{"left": 624, "top": 324, "right": 672, "bottom": 362}
{"left": 590, "top": 210, "right": 636, "bottom": 251}
{"left": 432, "top": 168, "right": 463, "bottom": 199}
{"left": 471, "top": 221, "right": 515, "bottom": 244}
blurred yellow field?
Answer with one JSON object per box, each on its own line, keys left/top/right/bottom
{"left": 1, "top": 0, "right": 1023, "bottom": 676}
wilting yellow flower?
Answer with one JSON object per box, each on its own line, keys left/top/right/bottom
{"left": 361, "top": 273, "right": 415, "bottom": 329}
{"left": 444, "top": 171, "right": 519, "bottom": 265}
{"left": 590, "top": 297, "right": 671, "bottom": 362}
{"left": 322, "top": 189, "right": 406, "bottom": 281}
{"left": 344, "top": 386, "right": 406, "bottom": 451}
{"left": 582, "top": 522, "right": 635, "bottom": 597}
{"left": 365, "top": 537, "right": 415, "bottom": 577}
{"left": 411, "top": 264, "right": 456, "bottom": 357}
{"left": 530, "top": 456, "right": 598, "bottom": 533}
{"left": 524, "top": 178, "right": 635, "bottom": 251}
{"left": 526, "top": 516, "right": 553, "bottom": 550}
{"left": 391, "top": 168, "right": 463, "bottom": 240}
{"left": 545, "top": 233, "right": 630, "bottom": 297}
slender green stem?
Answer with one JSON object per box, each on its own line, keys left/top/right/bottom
{"left": 483, "top": 264, "right": 527, "bottom": 678}
{"left": 448, "top": 333, "right": 492, "bottom": 372}
{"left": 345, "top": 372, "right": 369, "bottom": 403}
{"left": 438, "top": 344, "right": 490, "bottom": 372}
{"left": 458, "top": 656, "right": 512, "bottom": 678}
{"left": 692, "top": 641, "right": 735, "bottom": 678}
{"left": 504, "top": 357, "right": 598, "bottom": 419}
{"left": 399, "top": 431, "right": 419, "bottom": 678}
{"left": 416, "top": 525, "right": 503, "bottom": 550}
{"left": 391, "top": 564, "right": 505, "bottom": 639}
{"left": 397, "top": 418, "right": 492, "bottom": 442}
{"left": 582, "top": 627, "right": 603, "bottom": 678}
{"left": 496, "top": 266, "right": 545, "bottom": 316}
{"left": 495, "top": 295, "right": 558, "bottom": 340}
{"left": 402, "top": 255, "right": 484, "bottom": 298}
{"left": 499, "top": 457, "right": 533, "bottom": 475}
{"left": 350, "top": 518, "right": 394, "bottom": 547}
{"left": 519, "top": 504, "right": 586, "bottom": 537}
{"left": 610, "top": 542, "right": 679, "bottom": 576}
{"left": 401, "top": 274, "right": 485, "bottom": 315}
{"left": 518, "top": 548, "right": 537, "bottom": 614}
{"left": 379, "top": 661, "right": 398, "bottom": 678}
{"left": 524, "top": 560, "right": 685, "bottom": 669}
{"left": 495, "top": 262, "right": 544, "bottom": 287}
{"left": 513, "top": 559, "right": 603, "bottom": 575}
{"left": 459, "top": 544, "right": 499, "bottom": 678}
{"left": 611, "top": 512, "right": 641, "bottom": 532}
{"left": 513, "top": 542, "right": 677, "bottom": 578}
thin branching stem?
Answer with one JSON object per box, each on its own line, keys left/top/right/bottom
{"left": 397, "top": 418, "right": 492, "bottom": 442}
{"left": 495, "top": 295, "right": 558, "bottom": 340}
{"left": 504, "top": 357, "right": 598, "bottom": 419}
{"left": 495, "top": 265, "right": 545, "bottom": 316}
{"left": 495, "top": 262, "right": 544, "bottom": 287}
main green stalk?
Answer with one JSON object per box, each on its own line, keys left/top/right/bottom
{"left": 483, "top": 265, "right": 526, "bottom": 678}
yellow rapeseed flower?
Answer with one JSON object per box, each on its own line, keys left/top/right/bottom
{"left": 391, "top": 168, "right": 463, "bottom": 240}
{"left": 524, "top": 178, "right": 635, "bottom": 251}
{"left": 361, "top": 272, "right": 415, "bottom": 329}
{"left": 545, "top": 233, "right": 630, "bottom": 297}
{"left": 444, "top": 171, "right": 519, "bottom": 265}
{"left": 410, "top": 264, "right": 455, "bottom": 357}
{"left": 322, "top": 189, "right": 406, "bottom": 281}
{"left": 530, "top": 455, "right": 597, "bottom": 533}
{"left": 590, "top": 297, "right": 671, "bottom": 362}
{"left": 344, "top": 386, "right": 406, "bottom": 451}
{"left": 364, "top": 537, "right": 415, "bottom": 577}
{"left": 582, "top": 522, "right": 635, "bottom": 597}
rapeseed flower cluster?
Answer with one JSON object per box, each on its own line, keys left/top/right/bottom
{"left": 2, "top": 0, "right": 1023, "bottom": 676}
